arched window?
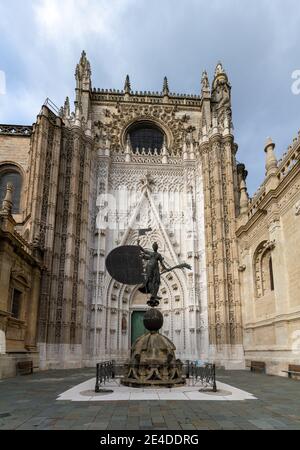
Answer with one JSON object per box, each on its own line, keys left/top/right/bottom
{"left": 0, "top": 166, "right": 22, "bottom": 213}
{"left": 254, "top": 241, "right": 275, "bottom": 298}
{"left": 128, "top": 122, "right": 164, "bottom": 155}
{"left": 269, "top": 256, "right": 275, "bottom": 291}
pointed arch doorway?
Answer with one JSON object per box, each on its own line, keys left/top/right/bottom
{"left": 131, "top": 311, "right": 147, "bottom": 345}
{"left": 130, "top": 290, "right": 147, "bottom": 346}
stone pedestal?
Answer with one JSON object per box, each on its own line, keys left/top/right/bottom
{"left": 121, "top": 308, "right": 186, "bottom": 388}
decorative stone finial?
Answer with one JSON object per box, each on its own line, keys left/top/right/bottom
{"left": 163, "top": 77, "right": 169, "bottom": 96}
{"left": 162, "top": 136, "right": 168, "bottom": 164}
{"left": 75, "top": 51, "right": 92, "bottom": 119}
{"left": 64, "top": 96, "right": 70, "bottom": 117}
{"left": 75, "top": 50, "right": 91, "bottom": 80}
{"left": 237, "top": 163, "right": 248, "bottom": 182}
{"left": 183, "top": 133, "right": 188, "bottom": 161}
{"left": 215, "top": 61, "right": 225, "bottom": 77}
{"left": 264, "top": 137, "right": 278, "bottom": 176}
{"left": 201, "top": 70, "right": 210, "bottom": 92}
{"left": 1, "top": 182, "right": 14, "bottom": 215}
{"left": 125, "top": 136, "right": 132, "bottom": 162}
{"left": 213, "top": 61, "right": 229, "bottom": 90}
{"left": 239, "top": 178, "right": 249, "bottom": 215}
{"left": 124, "top": 75, "right": 131, "bottom": 94}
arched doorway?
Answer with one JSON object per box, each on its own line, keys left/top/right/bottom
{"left": 130, "top": 290, "right": 147, "bottom": 345}
{"left": 131, "top": 311, "right": 147, "bottom": 345}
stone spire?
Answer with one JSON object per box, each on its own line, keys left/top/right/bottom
{"left": 264, "top": 137, "right": 278, "bottom": 176}
{"left": 0, "top": 183, "right": 16, "bottom": 234}
{"left": 183, "top": 133, "right": 188, "bottom": 161}
{"left": 239, "top": 178, "right": 249, "bottom": 215}
{"left": 1, "top": 182, "right": 14, "bottom": 215}
{"left": 63, "top": 96, "right": 70, "bottom": 118}
{"left": 75, "top": 51, "right": 92, "bottom": 120}
{"left": 162, "top": 136, "right": 168, "bottom": 164}
{"left": 162, "top": 77, "right": 170, "bottom": 104}
{"left": 163, "top": 76, "right": 169, "bottom": 96}
{"left": 200, "top": 70, "right": 211, "bottom": 135}
{"left": 125, "top": 135, "right": 132, "bottom": 162}
{"left": 75, "top": 51, "right": 91, "bottom": 90}
{"left": 124, "top": 75, "right": 131, "bottom": 94}
{"left": 201, "top": 70, "right": 210, "bottom": 94}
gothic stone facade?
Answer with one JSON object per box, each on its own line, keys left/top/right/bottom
{"left": 237, "top": 139, "right": 300, "bottom": 375}
{"left": 0, "top": 182, "right": 41, "bottom": 379}
{"left": 0, "top": 52, "right": 299, "bottom": 377}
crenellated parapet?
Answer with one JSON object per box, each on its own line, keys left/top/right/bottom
{"left": 91, "top": 88, "right": 202, "bottom": 106}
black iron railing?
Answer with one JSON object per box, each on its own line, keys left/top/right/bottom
{"left": 95, "top": 361, "right": 115, "bottom": 392}
{"left": 186, "top": 361, "right": 217, "bottom": 392}
{"left": 95, "top": 360, "right": 217, "bottom": 392}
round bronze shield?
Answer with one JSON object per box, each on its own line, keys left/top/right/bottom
{"left": 105, "top": 245, "right": 144, "bottom": 286}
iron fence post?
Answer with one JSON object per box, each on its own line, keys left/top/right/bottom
{"left": 212, "top": 364, "right": 217, "bottom": 392}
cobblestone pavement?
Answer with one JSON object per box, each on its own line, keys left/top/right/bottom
{"left": 0, "top": 368, "right": 300, "bottom": 430}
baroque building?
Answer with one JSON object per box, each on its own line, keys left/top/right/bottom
{"left": 0, "top": 52, "right": 299, "bottom": 378}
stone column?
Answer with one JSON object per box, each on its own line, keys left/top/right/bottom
{"left": 25, "top": 267, "right": 41, "bottom": 351}
{"left": 30, "top": 108, "right": 51, "bottom": 242}
{"left": 0, "top": 253, "right": 12, "bottom": 313}
{"left": 264, "top": 138, "right": 279, "bottom": 192}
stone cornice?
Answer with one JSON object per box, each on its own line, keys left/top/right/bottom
{"left": 0, "top": 229, "right": 41, "bottom": 268}
{"left": 244, "top": 310, "right": 300, "bottom": 330}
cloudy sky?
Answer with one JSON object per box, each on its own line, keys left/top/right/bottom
{"left": 0, "top": 0, "right": 300, "bottom": 194}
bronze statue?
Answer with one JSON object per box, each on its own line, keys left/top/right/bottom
{"left": 105, "top": 238, "right": 191, "bottom": 308}
{"left": 138, "top": 242, "right": 191, "bottom": 307}
{"left": 105, "top": 240, "right": 191, "bottom": 387}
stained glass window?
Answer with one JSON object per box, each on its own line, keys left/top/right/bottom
{"left": 129, "top": 123, "right": 164, "bottom": 155}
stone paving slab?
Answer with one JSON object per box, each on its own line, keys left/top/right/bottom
{"left": 1, "top": 368, "right": 300, "bottom": 430}
{"left": 57, "top": 377, "right": 256, "bottom": 402}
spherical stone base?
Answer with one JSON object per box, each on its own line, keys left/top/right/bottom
{"left": 120, "top": 330, "right": 186, "bottom": 388}
{"left": 143, "top": 308, "right": 164, "bottom": 332}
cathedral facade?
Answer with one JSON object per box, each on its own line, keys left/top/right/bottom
{"left": 0, "top": 52, "right": 299, "bottom": 378}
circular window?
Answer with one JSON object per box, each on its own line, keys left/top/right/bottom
{"left": 128, "top": 122, "right": 164, "bottom": 155}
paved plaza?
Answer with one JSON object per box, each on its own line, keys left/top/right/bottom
{"left": 0, "top": 368, "right": 300, "bottom": 430}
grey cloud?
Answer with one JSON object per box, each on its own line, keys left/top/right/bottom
{"left": 0, "top": 0, "right": 300, "bottom": 194}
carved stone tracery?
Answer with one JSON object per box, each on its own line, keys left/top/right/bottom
{"left": 94, "top": 104, "right": 194, "bottom": 155}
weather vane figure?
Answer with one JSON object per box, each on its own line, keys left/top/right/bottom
{"left": 139, "top": 242, "right": 191, "bottom": 307}
{"left": 106, "top": 228, "right": 191, "bottom": 308}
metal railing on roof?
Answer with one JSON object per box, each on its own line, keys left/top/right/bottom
{"left": 43, "top": 97, "right": 61, "bottom": 116}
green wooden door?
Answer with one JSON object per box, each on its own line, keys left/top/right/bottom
{"left": 131, "top": 311, "right": 147, "bottom": 345}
